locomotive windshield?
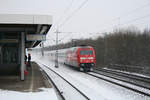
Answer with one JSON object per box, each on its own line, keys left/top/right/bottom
{"left": 80, "top": 50, "right": 93, "bottom": 55}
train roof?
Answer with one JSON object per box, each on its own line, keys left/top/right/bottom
{"left": 72, "top": 45, "right": 93, "bottom": 49}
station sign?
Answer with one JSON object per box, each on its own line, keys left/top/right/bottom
{"left": 26, "top": 34, "right": 46, "bottom": 41}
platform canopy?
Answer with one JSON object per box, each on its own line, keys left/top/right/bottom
{"left": 0, "top": 14, "right": 52, "bottom": 47}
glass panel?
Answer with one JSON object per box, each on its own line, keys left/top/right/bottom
{"left": 80, "top": 50, "right": 93, "bottom": 55}
{"left": 2, "top": 45, "right": 18, "bottom": 64}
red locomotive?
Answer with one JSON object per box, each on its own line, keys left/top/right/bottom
{"left": 59, "top": 46, "right": 96, "bottom": 71}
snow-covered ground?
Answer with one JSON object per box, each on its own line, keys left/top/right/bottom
{"left": 0, "top": 88, "right": 58, "bottom": 100}
{"left": 39, "top": 63, "right": 88, "bottom": 100}
{"left": 103, "top": 67, "right": 150, "bottom": 78}
{"left": 33, "top": 55, "right": 150, "bottom": 100}
{"left": 89, "top": 72, "right": 150, "bottom": 95}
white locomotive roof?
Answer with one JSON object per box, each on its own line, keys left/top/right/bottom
{"left": 72, "top": 46, "right": 93, "bottom": 49}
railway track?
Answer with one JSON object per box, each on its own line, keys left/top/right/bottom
{"left": 96, "top": 68, "right": 150, "bottom": 88}
{"left": 38, "top": 62, "right": 90, "bottom": 100}
{"left": 40, "top": 68, "right": 65, "bottom": 100}
{"left": 86, "top": 69, "right": 150, "bottom": 97}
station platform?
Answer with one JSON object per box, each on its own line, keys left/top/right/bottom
{"left": 0, "top": 62, "right": 52, "bottom": 92}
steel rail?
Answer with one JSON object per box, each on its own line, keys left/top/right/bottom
{"left": 86, "top": 71, "right": 150, "bottom": 97}
{"left": 40, "top": 68, "right": 65, "bottom": 100}
{"left": 94, "top": 69, "right": 150, "bottom": 89}
{"left": 97, "top": 68, "right": 150, "bottom": 82}
{"left": 41, "top": 63, "right": 90, "bottom": 100}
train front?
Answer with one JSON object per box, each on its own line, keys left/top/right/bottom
{"left": 77, "top": 47, "right": 96, "bottom": 71}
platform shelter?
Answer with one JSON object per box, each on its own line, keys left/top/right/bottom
{"left": 0, "top": 14, "right": 52, "bottom": 80}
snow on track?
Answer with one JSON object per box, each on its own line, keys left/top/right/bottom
{"left": 33, "top": 56, "right": 150, "bottom": 100}
{"left": 38, "top": 62, "right": 89, "bottom": 100}
{"left": 103, "top": 68, "right": 150, "bottom": 78}
{"left": 88, "top": 72, "right": 150, "bottom": 96}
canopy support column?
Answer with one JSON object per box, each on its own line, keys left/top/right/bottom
{"left": 21, "top": 32, "right": 25, "bottom": 81}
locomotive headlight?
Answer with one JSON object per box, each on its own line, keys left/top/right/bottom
{"left": 80, "top": 57, "right": 86, "bottom": 60}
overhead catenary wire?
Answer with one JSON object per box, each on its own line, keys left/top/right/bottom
{"left": 47, "top": 1, "right": 150, "bottom": 46}
{"left": 119, "top": 13, "right": 150, "bottom": 26}
{"left": 118, "top": 2, "right": 150, "bottom": 19}
{"left": 98, "top": 13, "right": 150, "bottom": 33}
{"left": 58, "top": 0, "right": 89, "bottom": 28}
{"left": 46, "top": 0, "right": 89, "bottom": 46}
{"left": 53, "top": 0, "right": 74, "bottom": 30}
{"left": 97, "top": 2, "right": 150, "bottom": 33}
{"left": 46, "top": 0, "right": 75, "bottom": 44}
{"left": 48, "top": 11, "right": 150, "bottom": 44}
{"left": 107, "top": 2, "right": 150, "bottom": 24}
{"left": 54, "top": 1, "right": 150, "bottom": 33}
{"left": 58, "top": 32, "right": 74, "bottom": 42}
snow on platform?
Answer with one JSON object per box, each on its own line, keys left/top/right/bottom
{"left": 0, "top": 62, "right": 58, "bottom": 100}
{"left": 0, "top": 88, "right": 58, "bottom": 100}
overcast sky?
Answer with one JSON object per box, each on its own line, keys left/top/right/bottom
{"left": 0, "top": 0, "right": 150, "bottom": 45}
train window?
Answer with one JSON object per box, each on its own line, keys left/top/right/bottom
{"left": 80, "top": 50, "right": 93, "bottom": 55}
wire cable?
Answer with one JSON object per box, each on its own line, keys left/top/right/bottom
{"left": 54, "top": 0, "right": 74, "bottom": 28}
{"left": 120, "top": 14, "right": 150, "bottom": 26}
{"left": 58, "top": 0, "right": 89, "bottom": 28}
{"left": 97, "top": 2, "right": 150, "bottom": 32}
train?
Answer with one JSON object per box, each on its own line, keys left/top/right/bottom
{"left": 57, "top": 46, "right": 96, "bottom": 71}
{"left": 31, "top": 45, "right": 96, "bottom": 72}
